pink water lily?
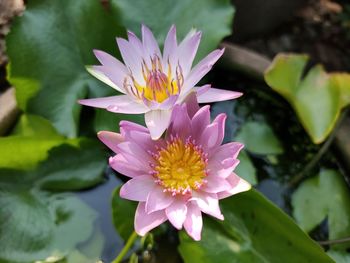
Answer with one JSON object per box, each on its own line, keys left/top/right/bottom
{"left": 98, "top": 101, "right": 250, "bottom": 240}
{"left": 79, "top": 25, "right": 242, "bottom": 139}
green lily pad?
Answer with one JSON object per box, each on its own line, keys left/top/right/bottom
{"left": 179, "top": 190, "right": 333, "bottom": 262}
{"left": 6, "top": 0, "right": 125, "bottom": 137}
{"left": 331, "top": 73, "right": 350, "bottom": 108}
{"left": 328, "top": 250, "right": 350, "bottom": 263}
{"left": 265, "top": 54, "right": 350, "bottom": 144}
{"left": 0, "top": 115, "right": 106, "bottom": 186}
{"left": 0, "top": 114, "right": 67, "bottom": 170}
{"left": 36, "top": 140, "right": 106, "bottom": 191}
{"left": 111, "top": 0, "right": 234, "bottom": 61}
{"left": 0, "top": 192, "right": 96, "bottom": 262}
{"left": 111, "top": 187, "right": 137, "bottom": 241}
{"left": 292, "top": 169, "right": 350, "bottom": 250}
{"left": 235, "top": 121, "right": 283, "bottom": 155}
{"left": 235, "top": 150, "right": 257, "bottom": 185}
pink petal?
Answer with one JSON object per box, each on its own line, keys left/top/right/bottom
{"left": 182, "top": 49, "right": 224, "bottom": 93}
{"left": 127, "top": 31, "right": 144, "bottom": 54}
{"left": 116, "top": 141, "right": 153, "bottom": 165}
{"left": 79, "top": 95, "right": 149, "bottom": 114}
{"left": 159, "top": 95, "right": 179, "bottom": 110}
{"left": 106, "top": 101, "right": 149, "bottom": 114}
{"left": 142, "top": 24, "right": 161, "bottom": 59}
{"left": 145, "top": 187, "right": 174, "bottom": 214}
{"left": 93, "top": 49, "right": 128, "bottom": 72}
{"left": 86, "top": 66, "right": 125, "bottom": 94}
{"left": 166, "top": 199, "right": 187, "bottom": 230}
{"left": 109, "top": 155, "right": 145, "bottom": 178}
{"left": 120, "top": 120, "right": 149, "bottom": 134}
{"left": 146, "top": 95, "right": 178, "bottom": 110}
{"left": 168, "top": 104, "right": 191, "bottom": 140}
{"left": 145, "top": 109, "right": 172, "bottom": 140}
{"left": 79, "top": 95, "right": 130, "bottom": 109}
{"left": 120, "top": 175, "right": 156, "bottom": 201}
{"left": 117, "top": 151, "right": 151, "bottom": 171}
{"left": 190, "top": 192, "right": 224, "bottom": 220}
{"left": 207, "top": 158, "right": 240, "bottom": 179}
{"left": 97, "top": 131, "right": 123, "bottom": 153}
{"left": 211, "top": 142, "right": 244, "bottom": 160}
{"left": 217, "top": 173, "right": 251, "bottom": 199}
{"left": 195, "top": 84, "right": 211, "bottom": 96}
{"left": 191, "top": 105, "right": 210, "bottom": 141}
{"left": 209, "top": 156, "right": 239, "bottom": 170}
{"left": 122, "top": 129, "right": 154, "bottom": 152}
{"left": 200, "top": 114, "right": 226, "bottom": 151}
{"left": 202, "top": 176, "right": 232, "bottom": 193}
{"left": 91, "top": 65, "right": 129, "bottom": 94}
{"left": 197, "top": 87, "right": 243, "bottom": 103}
{"left": 163, "top": 25, "right": 177, "bottom": 66}
{"left": 116, "top": 37, "right": 143, "bottom": 82}
{"left": 184, "top": 203, "right": 203, "bottom": 241}
{"left": 177, "top": 31, "right": 201, "bottom": 77}
{"left": 181, "top": 92, "right": 199, "bottom": 118}
{"left": 135, "top": 202, "right": 168, "bottom": 236}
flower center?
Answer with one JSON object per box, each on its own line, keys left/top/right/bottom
{"left": 124, "top": 55, "right": 183, "bottom": 103}
{"left": 151, "top": 137, "right": 208, "bottom": 195}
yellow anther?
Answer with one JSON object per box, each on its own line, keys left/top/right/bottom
{"left": 153, "top": 138, "right": 207, "bottom": 195}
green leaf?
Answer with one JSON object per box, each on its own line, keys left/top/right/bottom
{"left": 0, "top": 192, "right": 97, "bottom": 262}
{"left": 331, "top": 73, "right": 350, "bottom": 108}
{"left": 0, "top": 190, "right": 53, "bottom": 262}
{"left": 235, "top": 121, "right": 283, "bottom": 155}
{"left": 179, "top": 190, "right": 333, "bottom": 263}
{"left": 111, "top": 0, "right": 234, "bottom": 61}
{"left": 94, "top": 109, "right": 145, "bottom": 133}
{"left": 36, "top": 140, "right": 106, "bottom": 191}
{"left": 292, "top": 169, "right": 350, "bottom": 249}
{"left": 111, "top": 187, "right": 137, "bottom": 241}
{"left": 12, "top": 114, "right": 63, "bottom": 138}
{"left": 0, "top": 114, "right": 67, "bottom": 170}
{"left": 235, "top": 150, "right": 257, "bottom": 185}
{"left": 0, "top": 114, "right": 106, "bottom": 190}
{"left": 265, "top": 54, "right": 345, "bottom": 144}
{"left": 0, "top": 140, "right": 106, "bottom": 193}
{"left": 327, "top": 250, "right": 350, "bottom": 263}
{"left": 6, "top": 0, "right": 125, "bottom": 137}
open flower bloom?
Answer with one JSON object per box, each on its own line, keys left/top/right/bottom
{"left": 79, "top": 25, "right": 242, "bottom": 139}
{"left": 98, "top": 101, "right": 251, "bottom": 240}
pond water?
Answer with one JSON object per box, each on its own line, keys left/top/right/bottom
{"left": 77, "top": 170, "right": 123, "bottom": 262}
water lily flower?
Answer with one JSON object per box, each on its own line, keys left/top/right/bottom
{"left": 98, "top": 100, "right": 251, "bottom": 240}
{"left": 79, "top": 25, "right": 242, "bottom": 139}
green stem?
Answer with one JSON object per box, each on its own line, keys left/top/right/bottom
{"left": 112, "top": 231, "right": 138, "bottom": 263}
{"left": 318, "top": 236, "right": 350, "bottom": 246}
{"left": 288, "top": 109, "right": 349, "bottom": 188}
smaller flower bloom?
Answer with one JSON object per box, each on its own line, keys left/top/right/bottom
{"left": 99, "top": 99, "right": 250, "bottom": 240}
{"left": 79, "top": 25, "right": 242, "bottom": 139}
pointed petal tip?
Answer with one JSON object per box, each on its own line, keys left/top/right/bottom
{"left": 217, "top": 214, "right": 224, "bottom": 221}
{"left": 77, "top": 99, "right": 90, "bottom": 106}
{"left": 92, "top": 49, "right": 100, "bottom": 56}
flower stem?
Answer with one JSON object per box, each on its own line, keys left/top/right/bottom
{"left": 112, "top": 231, "right": 138, "bottom": 263}
{"left": 288, "top": 109, "right": 349, "bottom": 188}
{"left": 318, "top": 236, "right": 350, "bottom": 246}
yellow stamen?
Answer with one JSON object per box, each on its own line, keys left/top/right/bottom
{"left": 133, "top": 55, "right": 182, "bottom": 103}
{"left": 152, "top": 137, "right": 207, "bottom": 195}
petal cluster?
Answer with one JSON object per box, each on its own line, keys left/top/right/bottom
{"left": 79, "top": 25, "right": 242, "bottom": 139}
{"left": 98, "top": 102, "right": 250, "bottom": 240}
